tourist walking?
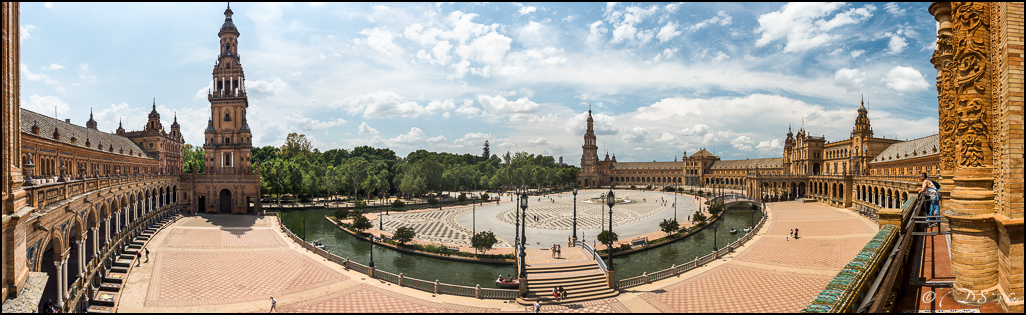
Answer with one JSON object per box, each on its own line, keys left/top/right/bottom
{"left": 550, "top": 244, "right": 556, "bottom": 258}
{"left": 562, "top": 287, "right": 568, "bottom": 301}
{"left": 794, "top": 228, "right": 799, "bottom": 239}
{"left": 136, "top": 251, "right": 141, "bottom": 267}
{"left": 144, "top": 248, "right": 150, "bottom": 262}
{"left": 269, "top": 296, "right": 276, "bottom": 313}
{"left": 552, "top": 287, "right": 559, "bottom": 299}
{"left": 534, "top": 300, "right": 540, "bottom": 313}
{"left": 918, "top": 172, "right": 941, "bottom": 226}
{"left": 556, "top": 245, "right": 561, "bottom": 258}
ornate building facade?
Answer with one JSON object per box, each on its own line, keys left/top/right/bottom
{"left": 178, "top": 5, "right": 262, "bottom": 215}
{"left": 577, "top": 99, "right": 941, "bottom": 220}
{"left": 2, "top": 4, "right": 263, "bottom": 311}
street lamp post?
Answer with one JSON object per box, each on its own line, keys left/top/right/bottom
{"left": 605, "top": 189, "right": 615, "bottom": 280}
{"left": 514, "top": 188, "right": 521, "bottom": 252}
{"left": 572, "top": 187, "right": 578, "bottom": 244}
{"left": 713, "top": 222, "right": 719, "bottom": 251}
{"left": 302, "top": 216, "right": 307, "bottom": 241}
{"left": 519, "top": 193, "right": 528, "bottom": 277}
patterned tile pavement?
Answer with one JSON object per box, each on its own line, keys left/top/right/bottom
{"left": 277, "top": 283, "right": 500, "bottom": 313}
{"left": 117, "top": 201, "right": 879, "bottom": 313}
{"left": 143, "top": 250, "right": 347, "bottom": 307}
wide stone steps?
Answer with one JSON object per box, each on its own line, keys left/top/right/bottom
{"left": 88, "top": 214, "right": 182, "bottom": 313}
{"left": 517, "top": 262, "right": 617, "bottom": 305}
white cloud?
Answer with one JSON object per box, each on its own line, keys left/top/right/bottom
{"left": 19, "top": 24, "right": 36, "bottom": 42}
{"left": 712, "top": 51, "right": 730, "bottom": 62}
{"left": 850, "top": 49, "right": 865, "bottom": 58}
{"left": 333, "top": 90, "right": 425, "bottom": 119}
{"left": 656, "top": 21, "right": 682, "bottom": 43}
{"left": 882, "top": 66, "right": 929, "bottom": 92}
{"left": 755, "top": 3, "right": 875, "bottom": 52}
{"left": 246, "top": 78, "right": 287, "bottom": 100}
{"left": 358, "top": 121, "right": 379, "bottom": 134}
{"left": 359, "top": 28, "right": 403, "bottom": 56}
{"left": 834, "top": 68, "right": 866, "bottom": 93}
{"left": 665, "top": 2, "right": 682, "bottom": 13}
{"left": 387, "top": 127, "right": 447, "bottom": 146}
{"left": 731, "top": 135, "right": 754, "bottom": 152}
{"left": 587, "top": 21, "right": 607, "bottom": 44}
{"left": 195, "top": 84, "right": 210, "bottom": 100}
{"left": 44, "top": 2, "right": 53, "bottom": 9}
{"left": 46, "top": 63, "right": 65, "bottom": 71}
{"left": 882, "top": 31, "right": 908, "bottom": 54}
{"left": 530, "top": 138, "right": 548, "bottom": 145}
{"left": 477, "top": 94, "right": 539, "bottom": 114}
{"left": 884, "top": 2, "right": 905, "bottom": 16}
{"left": 455, "top": 99, "right": 483, "bottom": 117}
{"left": 621, "top": 127, "right": 649, "bottom": 143}
{"left": 288, "top": 114, "right": 346, "bottom": 131}
{"left": 21, "top": 64, "right": 60, "bottom": 88}
{"left": 24, "top": 95, "right": 70, "bottom": 117}
{"left": 687, "top": 11, "right": 732, "bottom": 32}
{"left": 425, "top": 99, "right": 456, "bottom": 114}
{"left": 515, "top": 3, "right": 536, "bottom": 15}
{"left": 309, "top": 2, "right": 325, "bottom": 7}
{"left": 455, "top": 132, "right": 493, "bottom": 146}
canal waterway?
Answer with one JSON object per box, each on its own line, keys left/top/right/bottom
{"left": 280, "top": 204, "right": 763, "bottom": 287}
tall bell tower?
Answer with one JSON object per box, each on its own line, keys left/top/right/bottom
{"left": 204, "top": 3, "right": 253, "bottom": 175}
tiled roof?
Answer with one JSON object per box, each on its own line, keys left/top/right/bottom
{"left": 870, "top": 134, "right": 939, "bottom": 164}
{"left": 612, "top": 161, "right": 680, "bottom": 170}
{"left": 20, "top": 109, "right": 151, "bottom": 159}
{"left": 710, "top": 157, "right": 784, "bottom": 169}
{"left": 688, "top": 149, "right": 718, "bottom": 159}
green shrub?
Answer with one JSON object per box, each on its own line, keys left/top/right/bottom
{"left": 480, "top": 193, "right": 490, "bottom": 201}
{"left": 427, "top": 197, "right": 438, "bottom": 206}
{"left": 458, "top": 193, "right": 468, "bottom": 202}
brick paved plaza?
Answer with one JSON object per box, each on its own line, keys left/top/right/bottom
{"left": 117, "top": 200, "right": 876, "bottom": 312}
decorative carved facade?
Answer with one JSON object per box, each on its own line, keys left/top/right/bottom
{"left": 930, "top": 2, "right": 1023, "bottom": 312}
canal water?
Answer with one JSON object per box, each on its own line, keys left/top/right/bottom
{"left": 280, "top": 205, "right": 763, "bottom": 287}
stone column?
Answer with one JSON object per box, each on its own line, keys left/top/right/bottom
{"left": 62, "top": 256, "right": 69, "bottom": 300}
{"left": 931, "top": 2, "right": 958, "bottom": 207}
{"left": 54, "top": 260, "right": 64, "bottom": 307}
{"left": 77, "top": 240, "right": 85, "bottom": 278}
{"left": 92, "top": 227, "right": 100, "bottom": 257}
{"left": 941, "top": 1, "right": 1000, "bottom": 297}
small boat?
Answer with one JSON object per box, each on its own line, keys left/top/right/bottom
{"left": 742, "top": 227, "right": 751, "bottom": 233}
{"left": 729, "top": 227, "right": 738, "bottom": 234}
{"left": 495, "top": 279, "right": 519, "bottom": 289}
{"left": 311, "top": 240, "right": 326, "bottom": 250}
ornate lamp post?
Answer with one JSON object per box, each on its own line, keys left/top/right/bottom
{"left": 302, "top": 216, "right": 307, "bottom": 241}
{"left": 712, "top": 222, "right": 719, "bottom": 251}
{"left": 572, "top": 186, "right": 578, "bottom": 244}
{"left": 518, "top": 192, "right": 528, "bottom": 277}
{"left": 514, "top": 187, "right": 521, "bottom": 252}
{"left": 605, "top": 189, "right": 616, "bottom": 287}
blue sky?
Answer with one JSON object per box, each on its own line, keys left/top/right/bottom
{"left": 19, "top": 2, "right": 940, "bottom": 165}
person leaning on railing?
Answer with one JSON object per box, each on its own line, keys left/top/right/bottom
{"left": 917, "top": 172, "right": 940, "bottom": 226}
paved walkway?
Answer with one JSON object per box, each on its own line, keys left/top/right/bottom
{"left": 118, "top": 200, "right": 877, "bottom": 313}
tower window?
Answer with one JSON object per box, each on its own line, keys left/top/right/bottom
{"left": 224, "top": 113, "right": 232, "bottom": 121}
{"left": 224, "top": 137, "right": 230, "bottom": 144}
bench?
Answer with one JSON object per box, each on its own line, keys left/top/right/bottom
{"left": 631, "top": 237, "right": 648, "bottom": 247}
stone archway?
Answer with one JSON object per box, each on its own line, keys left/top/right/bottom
{"left": 219, "top": 189, "right": 232, "bottom": 213}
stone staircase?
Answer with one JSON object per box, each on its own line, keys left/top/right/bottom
{"left": 516, "top": 262, "right": 618, "bottom": 305}
{"left": 87, "top": 214, "right": 182, "bottom": 313}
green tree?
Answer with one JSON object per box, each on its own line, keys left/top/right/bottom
{"left": 692, "top": 211, "right": 707, "bottom": 223}
{"left": 252, "top": 145, "right": 280, "bottom": 164}
{"left": 351, "top": 214, "right": 373, "bottom": 233}
{"left": 393, "top": 226, "right": 416, "bottom": 245}
{"left": 343, "top": 157, "right": 368, "bottom": 200}
{"left": 481, "top": 140, "right": 490, "bottom": 162}
{"left": 182, "top": 144, "right": 205, "bottom": 173}
{"left": 708, "top": 200, "right": 723, "bottom": 216}
{"left": 471, "top": 231, "right": 498, "bottom": 254}
{"left": 597, "top": 230, "right": 619, "bottom": 247}
{"left": 279, "top": 133, "right": 313, "bottom": 159}
{"left": 334, "top": 208, "right": 350, "bottom": 220}
{"left": 660, "top": 218, "right": 679, "bottom": 236}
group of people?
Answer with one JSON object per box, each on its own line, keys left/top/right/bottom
{"left": 788, "top": 228, "right": 800, "bottom": 240}
{"left": 550, "top": 244, "right": 562, "bottom": 258}
{"left": 497, "top": 274, "right": 514, "bottom": 283}
{"left": 551, "top": 286, "right": 569, "bottom": 301}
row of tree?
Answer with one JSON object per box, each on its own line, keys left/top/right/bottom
{"left": 183, "top": 133, "right": 581, "bottom": 203}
